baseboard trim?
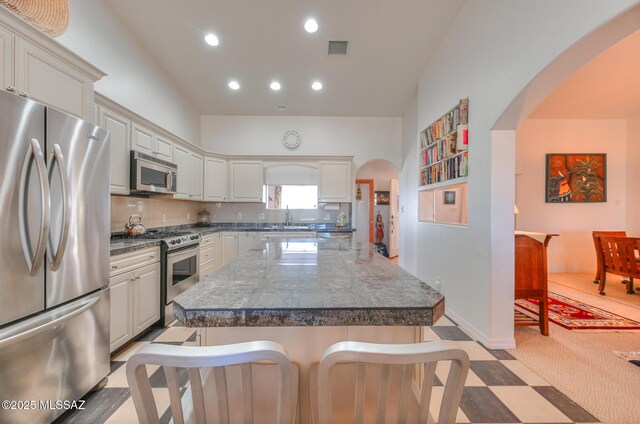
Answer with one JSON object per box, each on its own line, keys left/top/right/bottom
{"left": 445, "top": 309, "right": 516, "bottom": 349}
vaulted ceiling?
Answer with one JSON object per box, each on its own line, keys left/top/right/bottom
{"left": 104, "top": 0, "right": 464, "bottom": 116}
{"left": 530, "top": 29, "right": 640, "bottom": 119}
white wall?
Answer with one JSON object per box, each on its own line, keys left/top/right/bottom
{"left": 516, "top": 119, "right": 628, "bottom": 272}
{"left": 401, "top": 0, "right": 638, "bottom": 348}
{"left": 58, "top": 0, "right": 201, "bottom": 144}
{"left": 627, "top": 114, "right": 640, "bottom": 236}
{"left": 200, "top": 116, "right": 402, "bottom": 169}
{"left": 400, "top": 97, "right": 418, "bottom": 280}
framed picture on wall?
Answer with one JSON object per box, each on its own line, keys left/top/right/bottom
{"left": 443, "top": 191, "right": 456, "bottom": 205}
{"left": 375, "top": 191, "right": 390, "bottom": 205}
{"left": 545, "top": 153, "right": 606, "bottom": 203}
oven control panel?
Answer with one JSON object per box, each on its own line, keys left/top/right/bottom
{"left": 165, "top": 233, "right": 200, "bottom": 250}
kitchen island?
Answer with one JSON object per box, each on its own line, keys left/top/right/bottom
{"left": 173, "top": 237, "right": 444, "bottom": 422}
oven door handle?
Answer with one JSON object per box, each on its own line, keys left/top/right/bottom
{"left": 167, "top": 244, "right": 201, "bottom": 261}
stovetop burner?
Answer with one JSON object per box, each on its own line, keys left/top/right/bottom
{"left": 125, "top": 230, "right": 201, "bottom": 250}
{"left": 131, "top": 230, "right": 192, "bottom": 239}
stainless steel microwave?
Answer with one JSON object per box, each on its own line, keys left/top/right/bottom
{"left": 130, "top": 151, "right": 177, "bottom": 194}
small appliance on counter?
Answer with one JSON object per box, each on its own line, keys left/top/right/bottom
{"left": 336, "top": 211, "right": 348, "bottom": 228}
{"left": 124, "top": 214, "right": 147, "bottom": 235}
{"left": 197, "top": 208, "right": 211, "bottom": 225}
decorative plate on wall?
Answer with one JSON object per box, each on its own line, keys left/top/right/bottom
{"left": 282, "top": 129, "right": 301, "bottom": 150}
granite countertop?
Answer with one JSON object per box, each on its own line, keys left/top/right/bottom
{"left": 110, "top": 224, "right": 354, "bottom": 254}
{"left": 173, "top": 238, "right": 444, "bottom": 328}
{"left": 110, "top": 239, "right": 161, "bottom": 256}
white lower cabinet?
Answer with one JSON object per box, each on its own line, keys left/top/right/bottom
{"left": 221, "top": 232, "right": 239, "bottom": 267}
{"left": 134, "top": 263, "right": 161, "bottom": 334}
{"left": 198, "top": 234, "right": 216, "bottom": 280}
{"left": 108, "top": 272, "right": 132, "bottom": 352}
{"left": 109, "top": 249, "right": 161, "bottom": 353}
{"left": 239, "top": 231, "right": 260, "bottom": 255}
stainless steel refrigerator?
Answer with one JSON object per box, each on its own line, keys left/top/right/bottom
{"left": 0, "top": 90, "right": 110, "bottom": 424}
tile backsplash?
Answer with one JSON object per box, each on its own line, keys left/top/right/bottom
{"left": 110, "top": 196, "right": 201, "bottom": 232}
{"left": 111, "top": 196, "right": 351, "bottom": 232}
{"left": 202, "top": 202, "right": 351, "bottom": 225}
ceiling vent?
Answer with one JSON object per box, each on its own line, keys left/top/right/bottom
{"left": 328, "top": 40, "right": 349, "bottom": 56}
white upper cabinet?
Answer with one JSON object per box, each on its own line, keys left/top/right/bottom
{"left": 98, "top": 106, "right": 131, "bottom": 195}
{"left": 0, "top": 25, "right": 12, "bottom": 90}
{"left": 173, "top": 144, "right": 191, "bottom": 199}
{"left": 14, "top": 38, "right": 94, "bottom": 120}
{"left": 173, "top": 144, "right": 203, "bottom": 201}
{"left": 132, "top": 123, "right": 174, "bottom": 162}
{"left": 190, "top": 152, "right": 203, "bottom": 200}
{"left": 204, "top": 156, "right": 228, "bottom": 202}
{"left": 319, "top": 161, "right": 352, "bottom": 202}
{"left": 229, "top": 160, "right": 264, "bottom": 202}
{"left": 132, "top": 123, "right": 154, "bottom": 155}
{"left": 155, "top": 135, "right": 174, "bottom": 162}
{"left": 0, "top": 7, "right": 104, "bottom": 122}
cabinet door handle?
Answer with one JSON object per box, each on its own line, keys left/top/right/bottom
{"left": 111, "top": 265, "right": 118, "bottom": 269}
{"left": 19, "top": 92, "right": 29, "bottom": 98}
{"left": 149, "top": 255, "right": 155, "bottom": 259}
{"left": 135, "top": 276, "right": 141, "bottom": 279}
{"left": 6, "top": 86, "right": 16, "bottom": 93}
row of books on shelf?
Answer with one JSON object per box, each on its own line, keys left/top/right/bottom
{"left": 421, "top": 125, "right": 468, "bottom": 166}
{"left": 420, "top": 152, "right": 468, "bottom": 186}
{"left": 420, "top": 98, "right": 469, "bottom": 148}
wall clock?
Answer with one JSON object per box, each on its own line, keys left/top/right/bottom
{"left": 282, "top": 129, "right": 302, "bottom": 150}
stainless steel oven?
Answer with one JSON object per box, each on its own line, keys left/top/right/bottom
{"left": 130, "top": 150, "right": 177, "bottom": 194}
{"left": 165, "top": 244, "right": 199, "bottom": 324}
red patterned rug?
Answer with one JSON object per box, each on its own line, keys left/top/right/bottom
{"left": 515, "top": 292, "right": 640, "bottom": 330}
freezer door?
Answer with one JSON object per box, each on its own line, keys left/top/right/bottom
{"left": 0, "top": 90, "right": 47, "bottom": 326}
{"left": 0, "top": 288, "right": 109, "bottom": 424}
{"left": 46, "top": 108, "right": 110, "bottom": 308}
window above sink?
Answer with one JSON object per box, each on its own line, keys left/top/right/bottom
{"left": 265, "top": 185, "right": 318, "bottom": 210}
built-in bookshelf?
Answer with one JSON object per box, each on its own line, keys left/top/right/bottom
{"left": 419, "top": 98, "right": 469, "bottom": 187}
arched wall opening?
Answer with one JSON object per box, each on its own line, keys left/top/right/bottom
{"left": 491, "top": 4, "right": 640, "bottom": 343}
{"left": 402, "top": 1, "right": 640, "bottom": 350}
{"left": 355, "top": 160, "right": 400, "bottom": 257}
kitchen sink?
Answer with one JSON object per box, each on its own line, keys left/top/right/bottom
{"left": 267, "top": 225, "right": 314, "bottom": 230}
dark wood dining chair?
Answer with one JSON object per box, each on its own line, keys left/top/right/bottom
{"left": 596, "top": 236, "right": 638, "bottom": 295}
{"left": 592, "top": 231, "right": 626, "bottom": 285}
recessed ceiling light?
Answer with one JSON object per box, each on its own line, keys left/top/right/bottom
{"left": 270, "top": 81, "right": 281, "bottom": 91}
{"left": 204, "top": 33, "right": 219, "bottom": 46}
{"left": 311, "top": 81, "right": 323, "bottom": 91}
{"left": 277, "top": 105, "right": 286, "bottom": 111}
{"left": 304, "top": 18, "right": 318, "bottom": 33}
{"left": 228, "top": 80, "right": 240, "bottom": 90}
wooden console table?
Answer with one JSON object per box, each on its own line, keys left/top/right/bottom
{"left": 514, "top": 231, "right": 558, "bottom": 336}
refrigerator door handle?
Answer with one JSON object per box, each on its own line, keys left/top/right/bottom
{"left": 19, "top": 138, "right": 50, "bottom": 276}
{"left": 0, "top": 295, "right": 100, "bottom": 349}
{"left": 47, "top": 144, "right": 71, "bottom": 271}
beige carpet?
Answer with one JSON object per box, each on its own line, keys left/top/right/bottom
{"left": 509, "top": 273, "right": 640, "bottom": 424}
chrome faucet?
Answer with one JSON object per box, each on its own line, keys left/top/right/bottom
{"left": 285, "top": 205, "right": 291, "bottom": 226}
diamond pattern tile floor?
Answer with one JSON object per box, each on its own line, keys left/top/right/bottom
{"left": 53, "top": 318, "right": 600, "bottom": 423}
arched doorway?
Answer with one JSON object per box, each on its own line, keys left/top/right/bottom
{"left": 355, "top": 160, "right": 400, "bottom": 258}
